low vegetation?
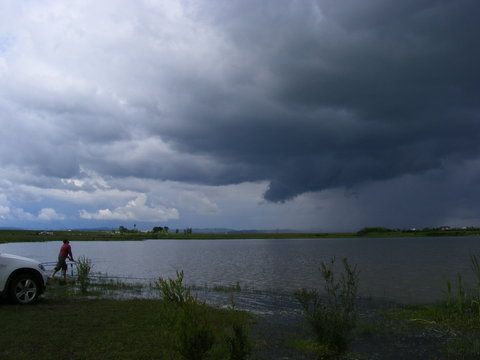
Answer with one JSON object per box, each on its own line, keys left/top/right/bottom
{"left": 155, "top": 271, "right": 251, "bottom": 360}
{"left": 387, "top": 254, "right": 480, "bottom": 358}
{"left": 0, "top": 298, "right": 250, "bottom": 360}
{"left": 156, "top": 270, "right": 194, "bottom": 304}
{"left": 295, "top": 257, "right": 360, "bottom": 358}
{"left": 0, "top": 271, "right": 251, "bottom": 360}
{"left": 0, "top": 229, "right": 353, "bottom": 243}
{"left": 213, "top": 282, "right": 242, "bottom": 293}
{"left": 356, "top": 226, "right": 480, "bottom": 237}
{"left": 75, "top": 255, "right": 93, "bottom": 294}
{"left": 1, "top": 226, "right": 480, "bottom": 244}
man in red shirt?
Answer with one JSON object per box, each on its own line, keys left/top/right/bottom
{"left": 51, "top": 240, "right": 75, "bottom": 281}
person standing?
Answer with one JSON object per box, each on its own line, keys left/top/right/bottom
{"left": 51, "top": 240, "right": 75, "bottom": 281}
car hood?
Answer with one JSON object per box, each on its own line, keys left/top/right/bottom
{"left": 0, "top": 253, "right": 41, "bottom": 265}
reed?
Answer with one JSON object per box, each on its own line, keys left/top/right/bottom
{"left": 75, "top": 255, "right": 93, "bottom": 294}
{"left": 156, "top": 270, "right": 194, "bottom": 304}
{"left": 445, "top": 254, "right": 480, "bottom": 318}
{"left": 295, "top": 257, "right": 359, "bottom": 356}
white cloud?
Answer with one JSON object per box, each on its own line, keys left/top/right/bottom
{"left": 12, "top": 208, "right": 35, "bottom": 221}
{"left": 79, "top": 194, "right": 179, "bottom": 221}
{"left": 38, "top": 207, "right": 65, "bottom": 220}
{"left": 0, "top": 193, "right": 36, "bottom": 221}
{"left": 17, "top": 185, "right": 139, "bottom": 206}
{"left": 0, "top": 204, "right": 9, "bottom": 219}
{"left": 178, "top": 190, "right": 219, "bottom": 215}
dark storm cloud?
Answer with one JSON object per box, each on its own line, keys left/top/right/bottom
{"left": 2, "top": 0, "right": 479, "bottom": 206}
{"left": 138, "top": 0, "right": 480, "bottom": 201}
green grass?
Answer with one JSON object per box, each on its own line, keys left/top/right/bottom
{"left": 445, "top": 337, "right": 480, "bottom": 358}
{"left": 2, "top": 228, "right": 480, "bottom": 244}
{"left": 290, "top": 339, "right": 363, "bottom": 360}
{"left": 212, "top": 282, "right": 242, "bottom": 293}
{"left": 295, "top": 258, "right": 359, "bottom": 355}
{"left": 383, "top": 254, "right": 480, "bottom": 358}
{"left": 388, "top": 303, "right": 479, "bottom": 332}
{"left": 45, "top": 277, "right": 147, "bottom": 298}
{"left": 387, "top": 304, "right": 480, "bottom": 358}
{"left": 0, "top": 297, "right": 250, "bottom": 360}
{"left": 0, "top": 229, "right": 355, "bottom": 243}
{"left": 0, "top": 273, "right": 252, "bottom": 360}
{"left": 91, "top": 277, "right": 148, "bottom": 292}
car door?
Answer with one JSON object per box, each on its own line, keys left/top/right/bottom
{"left": 0, "top": 254, "right": 7, "bottom": 291}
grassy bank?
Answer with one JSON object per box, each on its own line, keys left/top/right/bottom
{"left": 0, "top": 295, "right": 250, "bottom": 360}
{"left": 1, "top": 228, "right": 480, "bottom": 243}
{"left": 386, "top": 303, "right": 480, "bottom": 358}
{"left": 0, "top": 229, "right": 353, "bottom": 243}
{"left": 2, "top": 268, "right": 480, "bottom": 359}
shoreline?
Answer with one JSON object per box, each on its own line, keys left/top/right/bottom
{"left": 2, "top": 281, "right": 478, "bottom": 359}
{"left": 1, "top": 229, "right": 480, "bottom": 243}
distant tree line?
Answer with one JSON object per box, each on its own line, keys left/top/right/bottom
{"left": 152, "top": 226, "right": 192, "bottom": 234}
{"left": 356, "top": 226, "right": 480, "bottom": 236}
{"left": 117, "top": 225, "right": 193, "bottom": 235}
{"left": 152, "top": 226, "right": 169, "bottom": 233}
{"left": 356, "top": 227, "right": 393, "bottom": 236}
{"left": 118, "top": 225, "right": 138, "bottom": 234}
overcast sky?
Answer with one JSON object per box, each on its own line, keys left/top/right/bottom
{"left": 0, "top": 0, "right": 478, "bottom": 231}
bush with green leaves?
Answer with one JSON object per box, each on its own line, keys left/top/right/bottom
{"left": 445, "top": 254, "right": 480, "bottom": 317}
{"left": 227, "top": 324, "right": 251, "bottom": 360}
{"left": 75, "top": 255, "right": 92, "bottom": 294}
{"left": 155, "top": 271, "right": 251, "bottom": 359}
{"left": 177, "top": 304, "right": 215, "bottom": 360}
{"left": 156, "top": 270, "right": 194, "bottom": 304}
{"left": 295, "top": 257, "right": 359, "bottom": 355}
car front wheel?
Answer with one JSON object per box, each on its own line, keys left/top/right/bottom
{"left": 8, "top": 274, "right": 41, "bottom": 304}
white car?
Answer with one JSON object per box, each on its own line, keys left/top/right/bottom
{"left": 0, "top": 253, "right": 49, "bottom": 304}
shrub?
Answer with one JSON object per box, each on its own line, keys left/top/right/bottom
{"left": 75, "top": 255, "right": 92, "bottom": 294}
{"left": 177, "top": 302, "right": 215, "bottom": 360}
{"left": 156, "top": 270, "right": 194, "bottom": 304}
{"left": 155, "top": 271, "right": 253, "bottom": 359}
{"left": 227, "top": 324, "right": 251, "bottom": 360}
{"left": 295, "top": 257, "right": 359, "bottom": 355}
{"left": 472, "top": 254, "right": 480, "bottom": 301}
{"left": 445, "top": 254, "right": 480, "bottom": 317}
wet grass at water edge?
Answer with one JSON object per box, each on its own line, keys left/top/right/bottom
{"left": 0, "top": 296, "right": 251, "bottom": 360}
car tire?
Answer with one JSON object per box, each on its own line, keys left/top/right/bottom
{"left": 8, "top": 273, "right": 41, "bottom": 304}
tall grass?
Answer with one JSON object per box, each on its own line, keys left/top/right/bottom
{"left": 178, "top": 304, "right": 215, "bottom": 360}
{"left": 227, "top": 324, "right": 251, "bottom": 360}
{"left": 472, "top": 254, "right": 480, "bottom": 302}
{"left": 75, "top": 256, "right": 92, "bottom": 294}
{"left": 295, "top": 257, "right": 359, "bottom": 356}
{"left": 445, "top": 254, "right": 480, "bottom": 318}
{"left": 156, "top": 271, "right": 251, "bottom": 360}
{"left": 156, "top": 270, "right": 194, "bottom": 304}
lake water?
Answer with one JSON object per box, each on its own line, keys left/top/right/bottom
{"left": 1, "top": 237, "right": 479, "bottom": 304}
